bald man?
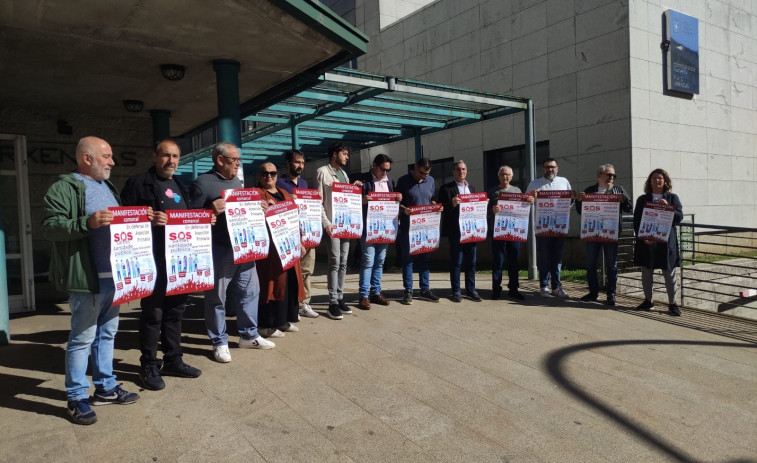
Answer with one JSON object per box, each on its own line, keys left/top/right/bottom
{"left": 43, "top": 136, "right": 141, "bottom": 425}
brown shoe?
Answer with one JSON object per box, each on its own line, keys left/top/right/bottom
{"left": 358, "top": 297, "right": 371, "bottom": 310}
{"left": 369, "top": 293, "right": 390, "bottom": 306}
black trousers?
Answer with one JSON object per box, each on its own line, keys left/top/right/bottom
{"left": 258, "top": 268, "right": 300, "bottom": 329}
{"left": 139, "top": 268, "right": 187, "bottom": 368}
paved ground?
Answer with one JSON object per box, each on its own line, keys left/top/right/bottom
{"left": 2, "top": 271, "right": 756, "bottom": 462}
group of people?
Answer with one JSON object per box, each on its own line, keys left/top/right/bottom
{"left": 43, "top": 136, "right": 683, "bottom": 426}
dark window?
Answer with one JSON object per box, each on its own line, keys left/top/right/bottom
{"left": 483, "top": 141, "right": 550, "bottom": 192}
{"left": 405, "top": 157, "right": 454, "bottom": 195}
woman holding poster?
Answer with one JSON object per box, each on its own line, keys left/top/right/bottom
{"left": 255, "top": 163, "right": 305, "bottom": 337}
{"left": 632, "top": 169, "right": 683, "bottom": 316}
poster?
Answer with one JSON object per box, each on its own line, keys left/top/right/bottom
{"left": 534, "top": 190, "right": 572, "bottom": 237}
{"left": 580, "top": 193, "right": 621, "bottom": 242}
{"left": 365, "top": 192, "right": 400, "bottom": 244}
{"left": 408, "top": 204, "right": 442, "bottom": 255}
{"left": 493, "top": 192, "right": 532, "bottom": 242}
{"left": 638, "top": 201, "right": 676, "bottom": 243}
{"left": 294, "top": 188, "right": 323, "bottom": 248}
{"left": 165, "top": 210, "right": 214, "bottom": 296}
{"left": 109, "top": 206, "right": 156, "bottom": 305}
{"left": 331, "top": 182, "right": 363, "bottom": 239}
{"left": 221, "top": 188, "right": 268, "bottom": 263}
{"left": 458, "top": 192, "right": 488, "bottom": 244}
{"left": 265, "top": 199, "right": 301, "bottom": 271}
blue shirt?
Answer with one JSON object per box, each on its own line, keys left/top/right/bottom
{"left": 73, "top": 172, "right": 119, "bottom": 276}
{"left": 395, "top": 172, "right": 436, "bottom": 231}
{"left": 276, "top": 176, "right": 307, "bottom": 194}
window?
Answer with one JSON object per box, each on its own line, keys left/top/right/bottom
{"left": 483, "top": 141, "right": 550, "bottom": 192}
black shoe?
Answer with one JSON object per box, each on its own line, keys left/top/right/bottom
{"left": 139, "top": 365, "right": 165, "bottom": 391}
{"left": 338, "top": 300, "right": 352, "bottom": 315}
{"left": 580, "top": 293, "right": 599, "bottom": 302}
{"left": 162, "top": 362, "right": 202, "bottom": 378}
{"left": 450, "top": 293, "right": 462, "bottom": 303}
{"left": 466, "top": 290, "right": 482, "bottom": 302}
{"left": 419, "top": 289, "right": 439, "bottom": 302}
{"left": 326, "top": 304, "right": 343, "bottom": 320}
{"left": 508, "top": 289, "right": 525, "bottom": 300}
{"left": 636, "top": 300, "right": 654, "bottom": 311}
{"left": 606, "top": 294, "right": 616, "bottom": 306}
{"left": 668, "top": 304, "right": 681, "bottom": 316}
{"left": 491, "top": 289, "right": 502, "bottom": 300}
{"left": 401, "top": 290, "right": 413, "bottom": 305}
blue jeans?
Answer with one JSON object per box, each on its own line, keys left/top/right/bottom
{"left": 398, "top": 230, "right": 430, "bottom": 291}
{"left": 449, "top": 238, "right": 477, "bottom": 294}
{"left": 536, "top": 236, "right": 565, "bottom": 290}
{"left": 359, "top": 238, "right": 388, "bottom": 298}
{"left": 492, "top": 240, "right": 521, "bottom": 291}
{"left": 204, "top": 244, "right": 260, "bottom": 346}
{"left": 66, "top": 278, "right": 120, "bottom": 402}
{"left": 586, "top": 241, "right": 619, "bottom": 296}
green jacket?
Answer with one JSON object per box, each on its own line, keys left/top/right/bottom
{"left": 42, "top": 173, "right": 121, "bottom": 293}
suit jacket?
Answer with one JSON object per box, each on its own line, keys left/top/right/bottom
{"left": 632, "top": 192, "right": 683, "bottom": 269}
{"left": 438, "top": 180, "right": 476, "bottom": 239}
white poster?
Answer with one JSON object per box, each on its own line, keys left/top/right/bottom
{"left": 365, "top": 192, "right": 400, "bottom": 244}
{"left": 331, "top": 182, "right": 363, "bottom": 239}
{"left": 580, "top": 193, "right": 622, "bottom": 242}
{"left": 265, "top": 199, "right": 301, "bottom": 271}
{"left": 109, "top": 206, "right": 156, "bottom": 305}
{"left": 458, "top": 192, "right": 488, "bottom": 244}
{"left": 165, "top": 210, "right": 214, "bottom": 296}
{"left": 534, "top": 190, "right": 572, "bottom": 237}
{"left": 221, "top": 188, "right": 268, "bottom": 263}
{"left": 493, "top": 192, "right": 532, "bottom": 242}
{"left": 408, "top": 204, "right": 442, "bottom": 255}
{"left": 638, "top": 201, "right": 676, "bottom": 243}
{"left": 294, "top": 188, "right": 323, "bottom": 248}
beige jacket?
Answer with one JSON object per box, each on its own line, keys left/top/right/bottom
{"left": 315, "top": 163, "right": 349, "bottom": 229}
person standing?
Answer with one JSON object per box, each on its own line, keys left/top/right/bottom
{"left": 488, "top": 165, "right": 533, "bottom": 300}
{"left": 576, "top": 164, "right": 633, "bottom": 306}
{"left": 357, "top": 154, "right": 400, "bottom": 310}
{"left": 120, "top": 139, "right": 202, "bottom": 390}
{"left": 276, "top": 149, "right": 319, "bottom": 319}
{"left": 395, "top": 157, "right": 441, "bottom": 305}
{"left": 526, "top": 158, "right": 576, "bottom": 298}
{"left": 438, "top": 160, "right": 481, "bottom": 302}
{"left": 189, "top": 142, "right": 274, "bottom": 363}
{"left": 633, "top": 168, "right": 683, "bottom": 316}
{"left": 43, "top": 136, "right": 140, "bottom": 425}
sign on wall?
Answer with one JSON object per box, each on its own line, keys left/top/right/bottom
{"left": 664, "top": 9, "right": 699, "bottom": 94}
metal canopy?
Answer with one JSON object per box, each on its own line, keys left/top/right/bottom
{"left": 177, "top": 67, "right": 530, "bottom": 175}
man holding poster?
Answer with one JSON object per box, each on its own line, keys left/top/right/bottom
{"left": 576, "top": 164, "right": 633, "bottom": 306}
{"left": 357, "top": 154, "right": 400, "bottom": 310}
{"left": 526, "top": 158, "right": 575, "bottom": 298}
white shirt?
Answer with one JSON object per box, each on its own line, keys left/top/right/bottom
{"left": 456, "top": 181, "right": 471, "bottom": 195}
{"left": 372, "top": 173, "right": 390, "bottom": 192}
{"left": 526, "top": 176, "right": 572, "bottom": 192}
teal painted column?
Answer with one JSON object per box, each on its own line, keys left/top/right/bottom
{"left": 525, "top": 99, "right": 537, "bottom": 280}
{"left": 150, "top": 110, "right": 171, "bottom": 144}
{"left": 290, "top": 116, "right": 300, "bottom": 149}
{"left": 213, "top": 59, "right": 242, "bottom": 149}
{"left": 0, "top": 208, "right": 9, "bottom": 345}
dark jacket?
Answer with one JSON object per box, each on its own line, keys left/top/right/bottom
{"left": 632, "top": 192, "right": 683, "bottom": 269}
{"left": 575, "top": 183, "right": 633, "bottom": 233}
{"left": 359, "top": 170, "right": 396, "bottom": 232}
{"left": 438, "top": 180, "right": 476, "bottom": 239}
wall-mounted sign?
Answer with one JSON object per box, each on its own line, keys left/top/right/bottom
{"left": 664, "top": 10, "right": 699, "bottom": 94}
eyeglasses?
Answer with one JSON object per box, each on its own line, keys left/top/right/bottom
{"left": 605, "top": 173, "right": 616, "bottom": 179}
{"left": 261, "top": 171, "right": 277, "bottom": 177}
{"left": 543, "top": 165, "right": 558, "bottom": 169}
{"left": 379, "top": 167, "right": 392, "bottom": 173}
{"left": 223, "top": 156, "right": 241, "bottom": 164}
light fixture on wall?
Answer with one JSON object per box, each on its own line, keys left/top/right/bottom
{"left": 160, "top": 64, "right": 185, "bottom": 81}
{"left": 123, "top": 99, "right": 144, "bottom": 112}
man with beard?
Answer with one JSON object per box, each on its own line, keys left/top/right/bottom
{"left": 276, "top": 149, "right": 319, "bottom": 318}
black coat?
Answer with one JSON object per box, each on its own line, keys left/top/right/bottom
{"left": 438, "top": 180, "right": 476, "bottom": 239}
{"left": 575, "top": 183, "right": 633, "bottom": 233}
{"left": 632, "top": 192, "right": 683, "bottom": 269}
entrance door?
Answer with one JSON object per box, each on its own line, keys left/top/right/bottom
{"left": 0, "top": 134, "right": 34, "bottom": 313}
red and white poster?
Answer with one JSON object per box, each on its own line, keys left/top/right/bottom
{"left": 109, "top": 206, "right": 156, "bottom": 305}
{"left": 331, "top": 182, "right": 363, "bottom": 239}
{"left": 165, "top": 210, "right": 214, "bottom": 296}
{"left": 458, "top": 192, "right": 488, "bottom": 244}
{"left": 221, "top": 188, "right": 268, "bottom": 263}
{"left": 265, "top": 200, "right": 301, "bottom": 271}
{"left": 294, "top": 188, "right": 323, "bottom": 248}
{"left": 365, "top": 192, "right": 400, "bottom": 244}
{"left": 408, "top": 204, "right": 442, "bottom": 255}
{"left": 535, "top": 190, "right": 572, "bottom": 237}
{"left": 493, "top": 192, "right": 532, "bottom": 242}
{"left": 638, "top": 201, "right": 676, "bottom": 243}
{"left": 580, "top": 193, "right": 621, "bottom": 242}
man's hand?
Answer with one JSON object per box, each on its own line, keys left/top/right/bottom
{"left": 395, "top": 193, "right": 402, "bottom": 202}
{"left": 492, "top": 205, "right": 501, "bottom": 214}
{"left": 577, "top": 192, "right": 586, "bottom": 201}
{"left": 87, "top": 209, "right": 114, "bottom": 229}
{"left": 451, "top": 196, "right": 461, "bottom": 207}
{"left": 353, "top": 180, "right": 363, "bottom": 187}
{"left": 152, "top": 210, "right": 168, "bottom": 226}
{"left": 211, "top": 198, "right": 226, "bottom": 216}
{"left": 210, "top": 214, "right": 217, "bottom": 226}
{"left": 527, "top": 195, "right": 534, "bottom": 204}
{"left": 325, "top": 224, "right": 333, "bottom": 237}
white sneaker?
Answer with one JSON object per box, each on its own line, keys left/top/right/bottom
{"left": 213, "top": 345, "right": 232, "bottom": 363}
{"left": 269, "top": 329, "right": 285, "bottom": 338}
{"left": 239, "top": 336, "right": 275, "bottom": 349}
{"left": 540, "top": 287, "right": 551, "bottom": 297}
{"left": 280, "top": 323, "right": 299, "bottom": 333}
{"left": 299, "top": 304, "right": 319, "bottom": 318}
{"left": 552, "top": 287, "right": 569, "bottom": 298}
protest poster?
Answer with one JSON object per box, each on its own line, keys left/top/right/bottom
{"left": 408, "top": 204, "right": 442, "bottom": 255}
{"left": 221, "top": 188, "right": 268, "bottom": 263}
{"left": 165, "top": 210, "right": 214, "bottom": 296}
{"left": 109, "top": 206, "right": 156, "bottom": 305}
{"left": 294, "top": 188, "right": 323, "bottom": 248}
{"left": 331, "top": 182, "right": 363, "bottom": 239}
{"left": 637, "top": 201, "right": 676, "bottom": 243}
{"left": 265, "top": 199, "right": 301, "bottom": 271}
{"left": 493, "top": 192, "right": 532, "bottom": 242}
{"left": 458, "top": 192, "right": 488, "bottom": 244}
{"left": 365, "top": 192, "right": 400, "bottom": 244}
{"left": 534, "top": 190, "right": 572, "bottom": 237}
{"left": 580, "top": 193, "right": 622, "bottom": 242}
